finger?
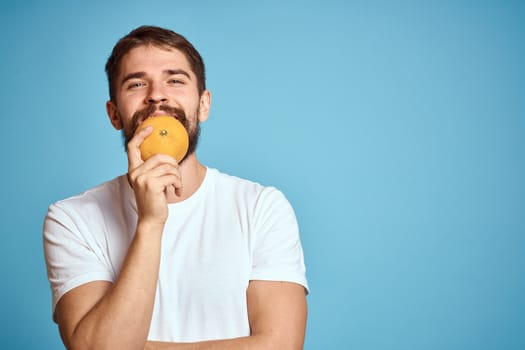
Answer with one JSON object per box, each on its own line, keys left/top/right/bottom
{"left": 127, "top": 126, "right": 153, "bottom": 170}
{"left": 144, "top": 154, "right": 179, "bottom": 168}
{"left": 141, "top": 163, "right": 181, "bottom": 183}
{"left": 129, "top": 155, "right": 178, "bottom": 182}
{"left": 165, "top": 184, "right": 182, "bottom": 198}
{"left": 174, "top": 184, "right": 182, "bottom": 197}
{"left": 128, "top": 155, "right": 181, "bottom": 191}
{"left": 144, "top": 174, "right": 183, "bottom": 195}
{"left": 151, "top": 165, "right": 183, "bottom": 195}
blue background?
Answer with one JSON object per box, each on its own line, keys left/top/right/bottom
{"left": 1, "top": 0, "right": 524, "bottom": 348}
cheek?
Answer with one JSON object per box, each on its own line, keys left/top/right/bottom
{"left": 117, "top": 92, "right": 142, "bottom": 114}
{"left": 116, "top": 111, "right": 134, "bottom": 136}
{"left": 188, "top": 106, "right": 201, "bottom": 128}
{"left": 115, "top": 98, "right": 139, "bottom": 123}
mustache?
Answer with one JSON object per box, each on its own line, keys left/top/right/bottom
{"left": 130, "top": 104, "right": 187, "bottom": 130}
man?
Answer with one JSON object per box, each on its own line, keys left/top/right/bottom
{"left": 44, "top": 25, "right": 308, "bottom": 350}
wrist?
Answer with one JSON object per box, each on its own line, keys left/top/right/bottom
{"left": 136, "top": 219, "right": 166, "bottom": 236}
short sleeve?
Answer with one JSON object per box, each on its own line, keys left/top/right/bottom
{"left": 43, "top": 203, "right": 114, "bottom": 321}
{"left": 250, "top": 188, "right": 309, "bottom": 293}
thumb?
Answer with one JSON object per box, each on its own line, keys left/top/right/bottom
{"left": 127, "top": 126, "right": 153, "bottom": 170}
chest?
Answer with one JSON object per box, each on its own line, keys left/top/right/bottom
{"left": 159, "top": 205, "right": 252, "bottom": 295}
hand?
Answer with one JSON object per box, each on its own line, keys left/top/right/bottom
{"left": 127, "top": 126, "right": 183, "bottom": 227}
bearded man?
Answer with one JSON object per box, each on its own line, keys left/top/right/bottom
{"left": 43, "top": 25, "right": 308, "bottom": 350}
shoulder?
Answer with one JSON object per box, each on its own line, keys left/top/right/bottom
{"left": 207, "top": 168, "right": 293, "bottom": 216}
{"left": 46, "top": 175, "right": 128, "bottom": 222}
{"left": 208, "top": 168, "right": 286, "bottom": 202}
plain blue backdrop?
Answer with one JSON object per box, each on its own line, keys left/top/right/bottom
{"left": 1, "top": 0, "right": 524, "bottom": 348}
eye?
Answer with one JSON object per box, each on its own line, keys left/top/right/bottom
{"left": 168, "top": 78, "right": 185, "bottom": 85}
{"left": 127, "top": 81, "right": 146, "bottom": 90}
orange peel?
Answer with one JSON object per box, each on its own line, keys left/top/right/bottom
{"left": 137, "top": 116, "right": 189, "bottom": 162}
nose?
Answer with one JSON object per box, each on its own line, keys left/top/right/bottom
{"left": 145, "top": 82, "right": 168, "bottom": 104}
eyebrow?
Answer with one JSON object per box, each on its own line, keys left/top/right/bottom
{"left": 121, "top": 69, "right": 192, "bottom": 86}
{"left": 165, "top": 69, "right": 191, "bottom": 79}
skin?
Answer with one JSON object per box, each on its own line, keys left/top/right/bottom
{"left": 54, "top": 44, "right": 307, "bottom": 350}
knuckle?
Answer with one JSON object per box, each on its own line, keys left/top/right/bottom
{"left": 159, "top": 154, "right": 177, "bottom": 164}
{"left": 164, "top": 163, "right": 176, "bottom": 172}
{"left": 126, "top": 140, "right": 137, "bottom": 152}
{"left": 136, "top": 174, "right": 147, "bottom": 187}
{"left": 128, "top": 171, "right": 138, "bottom": 183}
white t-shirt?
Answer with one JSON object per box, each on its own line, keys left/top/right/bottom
{"left": 44, "top": 168, "right": 308, "bottom": 342}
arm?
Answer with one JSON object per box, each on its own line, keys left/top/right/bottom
{"left": 145, "top": 280, "right": 308, "bottom": 350}
{"left": 56, "top": 224, "right": 162, "bottom": 350}
{"left": 55, "top": 126, "right": 182, "bottom": 350}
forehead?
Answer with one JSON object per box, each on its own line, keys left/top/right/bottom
{"left": 118, "top": 44, "right": 193, "bottom": 79}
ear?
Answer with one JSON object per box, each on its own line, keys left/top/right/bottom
{"left": 197, "top": 90, "right": 211, "bottom": 123}
{"left": 106, "top": 100, "right": 123, "bottom": 130}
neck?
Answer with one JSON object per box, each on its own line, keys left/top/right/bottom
{"left": 166, "top": 153, "right": 206, "bottom": 204}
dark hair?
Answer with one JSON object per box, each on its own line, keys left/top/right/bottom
{"left": 105, "top": 25, "right": 206, "bottom": 102}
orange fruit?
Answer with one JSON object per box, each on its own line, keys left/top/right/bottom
{"left": 137, "top": 116, "right": 189, "bottom": 162}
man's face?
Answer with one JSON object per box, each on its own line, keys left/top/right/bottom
{"left": 106, "top": 44, "right": 210, "bottom": 160}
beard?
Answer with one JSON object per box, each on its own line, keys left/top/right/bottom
{"left": 120, "top": 103, "right": 201, "bottom": 163}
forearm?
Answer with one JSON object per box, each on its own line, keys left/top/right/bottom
{"left": 71, "top": 221, "right": 163, "bottom": 350}
{"left": 144, "top": 281, "right": 307, "bottom": 350}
